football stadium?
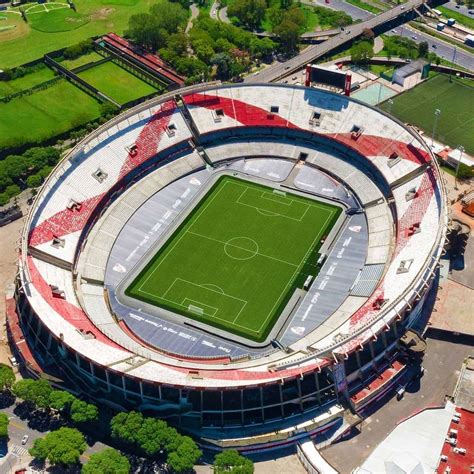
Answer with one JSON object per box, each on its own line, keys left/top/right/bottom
{"left": 7, "top": 83, "right": 448, "bottom": 450}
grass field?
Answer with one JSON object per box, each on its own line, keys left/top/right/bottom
{"left": 0, "top": 66, "right": 56, "bottom": 97}
{"left": 126, "top": 176, "right": 341, "bottom": 342}
{"left": 27, "top": 5, "right": 90, "bottom": 33}
{"left": 0, "top": 78, "right": 102, "bottom": 150}
{"left": 77, "top": 61, "right": 158, "bottom": 104}
{"left": 0, "top": 0, "right": 156, "bottom": 69}
{"left": 381, "top": 74, "right": 474, "bottom": 155}
{"left": 60, "top": 51, "right": 103, "bottom": 69}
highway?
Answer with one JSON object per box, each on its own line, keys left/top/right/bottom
{"left": 245, "top": 0, "right": 428, "bottom": 82}
{"left": 388, "top": 23, "right": 474, "bottom": 70}
{"left": 311, "top": 0, "right": 373, "bottom": 21}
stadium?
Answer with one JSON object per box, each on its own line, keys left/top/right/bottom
{"left": 7, "top": 83, "right": 448, "bottom": 450}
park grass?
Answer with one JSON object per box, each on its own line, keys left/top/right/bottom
{"left": 0, "top": 0, "right": 156, "bottom": 69}
{"left": 437, "top": 6, "right": 474, "bottom": 30}
{"left": 0, "top": 79, "right": 103, "bottom": 151}
{"left": 77, "top": 61, "right": 158, "bottom": 104}
{"left": 126, "top": 176, "right": 341, "bottom": 342}
{"left": 27, "top": 6, "right": 90, "bottom": 33}
{"left": 0, "top": 66, "right": 56, "bottom": 97}
{"left": 380, "top": 74, "right": 474, "bottom": 155}
{"left": 60, "top": 51, "right": 103, "bottom": 70}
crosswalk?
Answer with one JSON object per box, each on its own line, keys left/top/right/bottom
{"left": 11, "top": 444, "right": 29, "bottom": 457}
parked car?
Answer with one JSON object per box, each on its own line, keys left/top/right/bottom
{"left": 21, "top": 435, "right": 28, "bottom": 445}
{"left": 9, "top": 356, "right": 18, "bottom": 367}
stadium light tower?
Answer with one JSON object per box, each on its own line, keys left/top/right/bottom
{"left": 454, "top": 145, "right": 465, "bottom": 190}
{"left": 431, "top": 109, "right": 441, "bottom": 148}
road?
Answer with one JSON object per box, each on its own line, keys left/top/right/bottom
{"left": 245, "top": 0, "right": 428, "bottom": 82}
{"left": 0, "top": 401, "right": 107, "bottom": 472}
{"left": 439, "top": 0, "right": 474, "bottom": 17}
{"left": 311, "top": 0, "right": 373, "bottom": 20}
{"left": 388, "top": 23, "right": 474, "bottom": 70}
{"left": 186, "top": 3, "right": 199, "bottom": 34}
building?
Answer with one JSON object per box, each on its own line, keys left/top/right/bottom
{"left": 7, "top": 84, "right": 448, "bottom": 450}
{"left": 392, "top": 59, "right": 430, "bottom": 88}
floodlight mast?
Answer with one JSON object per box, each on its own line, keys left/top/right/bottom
{"left": 454, "top": 145, "right": 465, "bottom": 191}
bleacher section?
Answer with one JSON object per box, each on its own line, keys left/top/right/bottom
{"left": 16, "top": 84, "right": 447, "bottom": 403}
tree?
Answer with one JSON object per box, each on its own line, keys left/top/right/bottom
{"left": 26, "top": 174, "right": 42, "bottom": 188}
{"left": 0, "top": 364, "right": 15, "bottom": 392}
{"left": 214, "top": 450, "right": 254, "bottom": 474}
{"left": 48, "top": 390, "right": 76, "bottom": 411}
{"left": 227, "top": 0, "right": 266, "bottom": 30}
{"left": 0, "top": 413, "right": 9, "bottom": 438}
{"left": 418, "top": 41, "right": 429, "bottom": 58}
{"left": 350, "top": 40, "right": 374, "bottom": 64}
{"left": 13, "top": 379, "right": 52, "bottom": 408}
{"left": 360, "top": 28, "right": 375, "bottom": 43}
{"left": 30, "top": 427, "right": 86, "bottom": 467}
{"left": 110, "top": 411, "right": 144, "bottom": 445}
{"left": 70, "top": 399, "right": 99, "bottom": 424}
{"left": 166, "top": 436, "right": 202, "bottom": 473}
{"left": 82, "top": 448, "right": 130, "bottom": 474}
{"left": 274, "top": 19, "right": 300, "bottom": 53}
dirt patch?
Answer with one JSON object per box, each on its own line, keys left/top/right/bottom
{"left": 0, "top": 14, "right": 30, "bottom": 43}
{"left": 90, "top": 7, "right": 115, "bottom": 21}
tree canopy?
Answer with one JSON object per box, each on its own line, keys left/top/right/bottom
{"left": 126, "top": 2, "right": 188, "bottom": 51}
{"left": 110, "top": 412, "right": 201, "bottom": 471}
{"left": 70, "top": 399, "right": 99, "bottom": 424}
{"left": 12, "top": 379, "right": 52, "bottom": 408}
{"left": 81, "top": 448, "right": 130, "bottom": 474}
{"left": 0, "top": 364, "right": 15, "bottom": 392}
{"left": 227, "top": 0, "right": 267, "bottom": 30}
{"left": 0, "top": 413, "right": 9, "bottom": 438}
{"left": 214, "top": 449, "right": 254, "bottom": 474}
{"left": 350, "top": 40, "right": 374, "bottom": 64}
{"left": 29, "top": 427, "right": 86, "bottom": 466}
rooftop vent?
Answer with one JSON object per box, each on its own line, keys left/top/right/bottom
{"left": 270, "top": 105, "right": 279, "bottom": 114}
{"left": 92, "top": 168, "right": 108, "bottom": 183}
{"left": 388, "top": 152, "right": 401, "bottom": 168}
{"left": 351, "top": 125, "right": 364, "bottom": 140}
{"left": 397, "top": 259, "right": 414, "bottom": 274}
{"left": 126, "top": 143, "right": 138, "bottom": 156}
{"left": 213, "top": 109, "right": 224, "bottom": 122}
{"left": 67, "top": 199, "right": 82, "bottom": 212}
{"left": 51, "top": 236, "right": 65, "bottom": 249}
{"left": 165, "top": 122, "right": 177, "bottom": 137}
{"left": 309, "top": 111, "right": 322, "bottom": 126}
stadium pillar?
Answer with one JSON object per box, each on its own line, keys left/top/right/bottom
{"left": 344, "top": 74, "right": 352, "bottom": 97}
{"left": 305, "top": 64, "right": 312, "bottom": 87}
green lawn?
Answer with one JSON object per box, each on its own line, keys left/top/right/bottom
{"left": 126, "top": 176, "right": 341, "bottom": 342}
{"left": 437, "top": 6, "right": 474, "bottom": 29}
{"left": 60, "top": 51, "right": 103, "bottom": 70}
{"left": 345, "top": 0, "right": 382, "bottom": 14}
{"left": 381, "top": 74, "right": 474, "bottom": 155}
{"left": 27, "top": 5, "right": 90, "bottom": 33}
{"left": 0, "top": 66, "right": 56, "bottom": 97}
{"left": 0, "top": 78, "right": 103, "bottom": 150}
{"left": 77, "top": 61, "right": 158, "bottom": 104}
{"left": 0, "top": 0, "right": 156, "bottom": 69}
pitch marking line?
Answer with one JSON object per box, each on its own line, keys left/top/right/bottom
{"left": 182, "top": 298, "right": 218, "bottom": 317}
{"left": 236, "top": 187, "right": 310, "bottom": 222}
{"left": 187, "top": 230, "right": 298, "bottom": 268}
{"left": 261, "top": 191, "right": 292, "bottom": 206}
{"left": 247, "top": 208, "right": 336, "bottom": 333}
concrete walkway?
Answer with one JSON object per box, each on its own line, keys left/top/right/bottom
{"left": 373, "top": 36, "right": 384, "bottom": 54}
{"left": 186, "top": 3, "right": 199, "bottom": 34}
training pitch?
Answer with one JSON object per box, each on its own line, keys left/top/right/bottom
{"left": 126, "top": 176, "right": 341, "bottom": 342}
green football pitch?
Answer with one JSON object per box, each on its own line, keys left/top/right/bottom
{"left": 126, "top": 176, "right": 341, "bottom": 342}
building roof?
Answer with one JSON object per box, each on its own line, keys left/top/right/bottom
{"left": 394, "top": 59, "right": 429, "bottom": 79}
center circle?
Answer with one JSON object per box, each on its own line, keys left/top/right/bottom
{"left": 224, "top": 237, "right": 259, "bottom": 261}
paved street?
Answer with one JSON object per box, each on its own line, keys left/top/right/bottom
{"left": 246, "top": 0, "right": 433, "bottom": 82}
{"left": 387, "top": 24, "right": 474, "bottom": 70}
{"left": 311, "top": 0, "right": 373, "bottom": 20}
{"left": 439, "top": 0, "right": 474, "bottom": 17}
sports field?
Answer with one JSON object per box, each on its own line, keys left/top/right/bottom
{"left": 77, "top": 61, "right": 158, "bottom": 104}
{"left": 126, "top": 176, "right": 341, "bottom": 342}
{"left": 0, "top": 0, "right": 156, "bottom": 69}
{"left": 381, "top": 74, "right": 474, "bottom": 155}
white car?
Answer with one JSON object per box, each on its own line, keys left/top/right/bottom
{"left": 9, "top": 356, "right": 18, "bottom": 367}
{"left": 21, "top": 435, "right": 29, "bottom": 445}
{"left": 411, "top": 35, "right": 417, "bottom": 40}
